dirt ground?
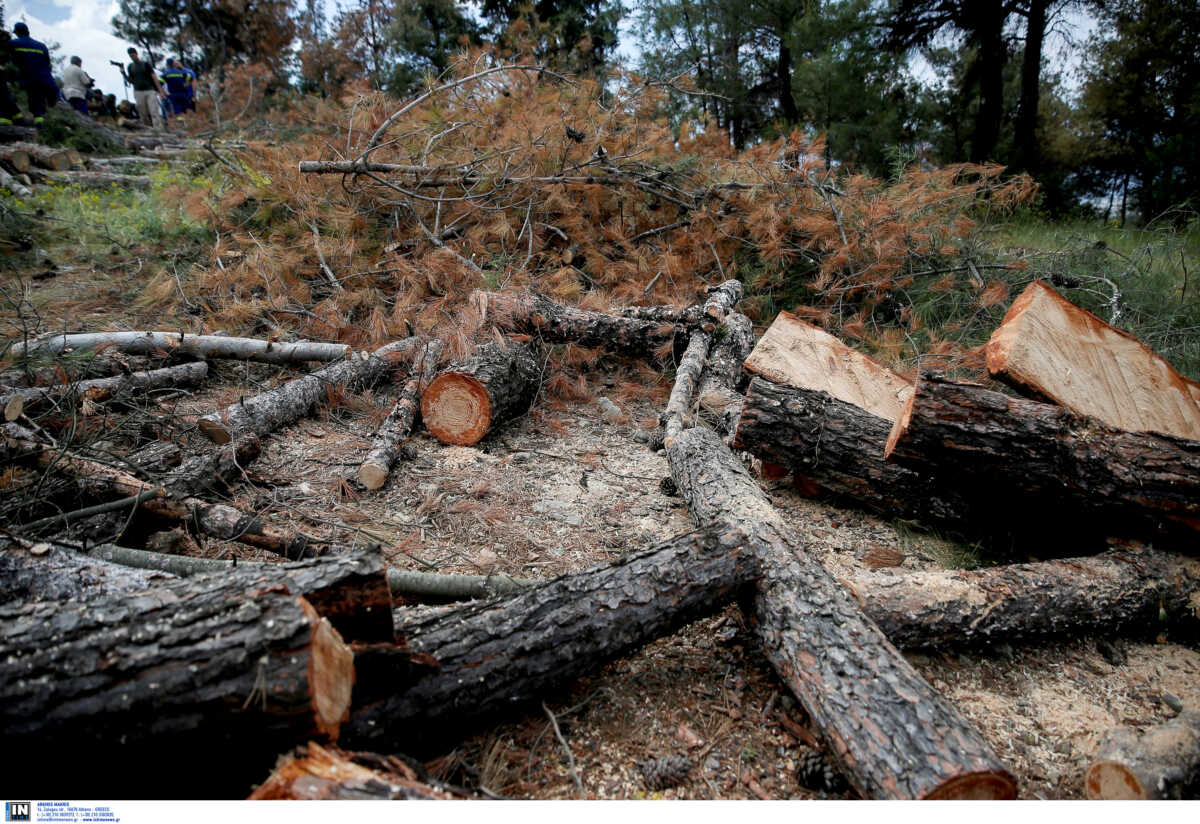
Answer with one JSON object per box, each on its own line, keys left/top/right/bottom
{"left": 3, "top": 261, "right": 1198, "bottom": 800}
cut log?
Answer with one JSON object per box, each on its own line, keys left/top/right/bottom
{"left": 199, "top": 338, "right": 419, "bottom": 444}
{"left": 885, "top": 372, "right": 1200, "bottom": 540}
{"left": 472, "top": 290, "right": 677, "bottom": 357}
{"left": 663, "top": 329, "right": 712, "bottom": 447}
{"left": 0, "top": 146, "right": 32, "bottom": 173}
{"left": 0, "top": 360, "right": 208, "bottom": 416}
{"left": 848, "top": 548, "right": 1200, "bottom": 650}
{"left": 420, "top": 338, "right": 541, "bottom": 446}
{"left": 121, "top": 438, "right": 183, "bottom": 474}
{"left": 617, "top": 302, "right": 704, "bottom": 326}
{"left": 0, "top": 538, "right": 173, "bottom": 605}
{"left": 743, "top": 310, "right": 913, "bottom": 422}
{"left": 699, "top": 279, "right": 744, "bottom": 332}
{"left": 0, "top": 351, "right": 155, "bottom": 388}
{"left": 341, "top": 526, "right": 759, "bottom": 750}
{"left": 667, "top": 427, "right": 1015, "bottom": 799}
{"left": 0, "top": 166, "right": 32, "bottom": 197}
{"left": 0, "top": 574, "right": 355, "bottom": 797}
{"left": 249, "top": 743, "right": 457, "bottom": 800}
{"left": 732, "top": 375, "right": 973, "bottom": 527}
{"left": 1085, "top": 711, "right": 1200, "bottom": 799}
{"left": 662, "top": 285, "right": 745, "bottom": 446}
{"left": 85, "top": 544, "right": 395, "bottom": 644}
{"left": 359, "top": 339, "right": 444, "bottom": 489}
{"left": 986, "top": 280, "right": 1200, "bottom": 439}
{"left": 12, "top": 330, "right": 350, "bottom": 363}
{"left": 696, "top": 313, "right": 755, "bottom": 435}
{"left": 35, "top": 169, "right": 151, "bottom": 190}
{"left": 6, "top": 141, "right": 73, "bottom": 170}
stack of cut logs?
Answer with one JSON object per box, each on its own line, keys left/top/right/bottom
{"left": 2, "top": 278, "right": 1198, "bottom": 800}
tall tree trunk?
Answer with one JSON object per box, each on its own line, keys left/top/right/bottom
{"left": 1013, "top": 0, "right": 1048, "bottom": 172}
{"left": 970, "top": 3, "right": 1008, "bottom": 163}
{"left": 777, "top": 39, "right": 798, "bottom": 124}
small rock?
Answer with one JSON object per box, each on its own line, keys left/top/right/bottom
{"left": 632, "top": 429, "right": 650, "bottom": 444}
{"left": 509, "top": 452, "right": 531, "bottom": 464}
{"left": 596, "top": 396, "right": 623, "bottom": 423}
{"left": 1162, "top": 693, "right": 1184, "bottom": 714}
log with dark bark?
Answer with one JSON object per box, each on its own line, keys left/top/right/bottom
{"left": 667, "top": 426, "right": 1015, "bottom": 799}
{"left": 249, "top": 743, "right": 459, "bottom": 799}
{"left": 341, "top": 526, "right": 760, "bottom": 750}
{"left": 731, "top": 376, "right": 973, "bottom": 527}
{"left": 359, "top": 339, "right": 444, "bottom": 489}
{"left": 0, "top": 123, "right": 37, "bottom": 143}
{"left": 849, "top": 548, "right": 1200, "bottom": 650}
{"left": 696, "top": 313, "right": 755, "bottom": 435}
{"left": 0, "top": 538, "right": 173, "bottom": 605}
{"left": 987, "top": 280, "right": 1200, "bottom": 439}
{"left": 0, "top": 360, "right": 208, "bottom": 417}
{"left": 12, "top": 330, "right": 350, "bottom": 364}
{"left": 472, "top": 290, "right": 677, "bottom": 357}
{"left": 420, "top": 338, "right": 541, "bottom": 446}
{"left": 0, "top": 351, "right": 155, "bottom": 388}
{"left": 885, "top": 372, "right": 1200, "bottom": 539}
{"left": 617, "top": 303, "right": 704, "bottom": 326}
{"left": 199, "top": 338, "right": 419, "bottom": 444}
{"left": 1085, "top": 711, "right": 1200, "bottom": 799}
{"left": 0, "top": 567, "right": 357, "bottom": 797}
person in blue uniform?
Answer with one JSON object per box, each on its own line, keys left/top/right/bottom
{"left": 10, "top": 22, "right": 59, "bottom": 125}
{"left": 159, "top": 58, "right": 191, "bottom": 118}
{"left": 179, "top": 61, "right": 197, "bottom": 112}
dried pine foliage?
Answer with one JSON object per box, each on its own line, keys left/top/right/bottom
{"left": 156, "top": 48, "right": 1036, "bottom": 373}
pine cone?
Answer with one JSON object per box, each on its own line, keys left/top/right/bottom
{"left": 795, "top": 748, "right": 848, "bottom": 794}
{"left": 637, "top": 755, "right": 693, "bottom": 791}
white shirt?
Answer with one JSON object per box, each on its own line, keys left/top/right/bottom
{"left": 61, "top": 64, "right": 93, "bottom": 100}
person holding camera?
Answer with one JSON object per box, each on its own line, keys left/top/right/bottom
{"left": 61, "top": 55, "right": 93, "bottom": 117}
{"left": 125, "top": 47, "right": 166, "bottom": 130}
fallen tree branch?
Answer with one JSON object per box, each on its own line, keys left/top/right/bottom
{"left": 359, "top": 339, "right": 444, "bottom": 489}
{"left": 11, "top": 331, "right": 350, "bottom": 364}
{"left": 0, "top": 361, "right": 207, "bottom": 417}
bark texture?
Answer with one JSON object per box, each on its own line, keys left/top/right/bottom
{"left": 731, "top": 376, "right": 972, "bottom": 527}
{"left": 886, "top": 372, "right": 1200, "bottom": 538}
{"left": 663, "top": 328, "right": 712, "bottom": 446}
{"left": 0, "top": 578, "right": 355, "bottom": 797}
{"left": 617, "top": 303, "right": 704, "bottom": 326}
{"left": 473, "top": 290, "right": 676, "bottom": 357}
{"left": 341, "top": 527, "right": 759, "bottom": 750}
{"left": 668, "top": 426, "right": 1015, "bottom": 799}
{"left": 0, "top": 539, "right": 172, "bottom": 605}
{"left": 0, "top": 146, "right": 32, "bottom": 173}
{"left": 199, "top": 338, "right": 418, "bottom": 443}
{"left": 0, "top": 166, "right": 31, "bottom": 196}
{"left": 0, "top": 361, "right": 208, "bottom": 416}
{"left": 696, "top": 313, "right": 755, "bottom": 435}
{"left": 359, "top": 339, "right": 444, "bottom": 489}
{"left": 850, "top": 549, "right": 1200, "bottom": 650}
{"left": 420, "top": 338, "right": 541, "bottom": 446}
{"left": 249, "top": 743, "right": 457, "bottom": 799}
{"left": 12, "top": 330, "right": 350, "bottom": 363}
{"left": 1085, "top": 711, "right": 1200, "bottom": 799}
{"left": 700, "top": 279, "right": 744, "bottom": 332}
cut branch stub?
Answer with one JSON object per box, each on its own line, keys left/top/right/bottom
{"left": 1085, "top": 711, "right": 1200, "bottom": 799}
{"left": 420, "top": 339, "right": 540, "bottom": 446}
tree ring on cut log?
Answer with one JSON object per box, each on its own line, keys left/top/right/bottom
{"left": 421, "top": 372, "right": 492, "bottom": 445}
{"left": 1085, "top": 762, "right": 1146, "bottom": 799}
{"left": 920, "top": 772, "right": 1018, "bottom": 800}
{"left": 299, "top": 597, "right": 355, "bottom": 738}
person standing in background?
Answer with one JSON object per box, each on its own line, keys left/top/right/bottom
{"left": 0, "top": 30, "right": 22, "bottom": 125}
{"left": 61, "top": 56, "right": 93, "bottom": 117}
{"left": 159, "top": 57, "right": 190, "bottom": 119}
{"left": 178, "top": 60, "right": 197, "bottom": 113}
{"left": 10, "top": 22, "right": 58, "bottom": 126}
{"left": 125, "top": 46, "right": 166, "bottom": 129}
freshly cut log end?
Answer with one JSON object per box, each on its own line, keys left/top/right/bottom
{"left": 986, "top": 280, "right": 1200, "bottom": 439}
{"left": 1085, "top": 711, "right": 1200, "bottom": 799}
{"left": 922, "top": 772, "right": 1018, "bottom": 800}
{"left": 198, "top": 416, "right": 233, "bottom": 444}
{"left": 420, "top": 339, "right": 540, "bottom": 447}
{"left": 421, "top": 371, "right": 493, "bottom": 445}
{"left": 357, "top": 462, "right": 390, "bottom": 491}
{"left": 303, "top": 600, "right": 355, "bottom": 739}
